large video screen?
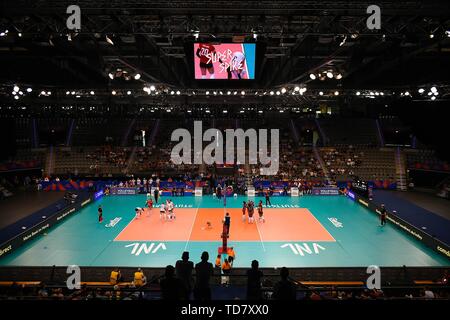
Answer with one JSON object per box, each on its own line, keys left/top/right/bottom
{"left": 194, "top": 43, "right": 256, "bottom": 80}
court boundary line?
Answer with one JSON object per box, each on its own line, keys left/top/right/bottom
{"left": 113, "top": 212, "right": 141, "bottom": 241}
{"left": 305, "top": 209, "right": 337, "bottom": 242}
{"left": 184, "top": 206, "right": 199, "bottom": 251}
{"left": 254, "top": 220, "right": 266, "bottom": 252}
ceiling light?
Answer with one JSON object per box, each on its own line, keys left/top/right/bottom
{"left": 431, "top": 96, "right": 436, "bottom": 100}
{"left": 241, "top": 91, "right": 245, "bottom": 95}
{"left": 106, "top": 35, "right": 114, "bottom": 45}
{"left": 418, "top": 88, "right": 425, "bottom": 94}
{"left": 335, "top": 73, "right": 342, "bottom": 80}
{"left": 176, "top": 90, "right": 181, "bottom": 95}
{"left": 127, "top": 91, "right": 131, "bottom": 95}
{"left": 108, "top": 73, "right": 114, "bottom": 80}
{"left": 309, "top": 74, "right": 316, "bottom": 80}
{"left": 294, "top": 86, "right": 300, "bottom": 92}
{"left": 134, "top": 74, "right": 141, "bottom": 80}
{"left": 26, "top": 88, "right": 32, "bottom": 93}
{"left": 90, "top": 91, "right": 95, "bottom": 95}
{"left": 326, "top": 72, "right": 333, "bottom": 79}
{"left": 13, "top": 85, "right": 19, "bottom": 92}
{"left": 319, "top": 91, "right": 323, "bottom": 96}
{"left": 281, "top": 88, "right": 286, "bottom": 94}
{"left": 112, "top": 90, "right": 117, "bottom": 95}
{"left": 431, "top": 86, "right": 437, "bottom": 93}
{"left": 334, "top": 91, "right": 339, "bottom": 96}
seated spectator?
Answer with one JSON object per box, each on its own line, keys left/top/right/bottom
{"left": 221, "top": 256, "right": 233, "bottom": 286}
{"left": 246, "top": 260, "right": 263, "bottom": 300}
{"left": 273, "top": 267, "right": 297, "bottom": 300}
{"left": 133, "top": 268, "right": 147, "bottom": 287}
{"left": 110, "top": 268, "right": 122, "bottom": 285}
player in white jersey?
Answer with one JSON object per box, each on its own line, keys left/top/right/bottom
{"left": 135, "top": 207, "right": 143, "bottom": 219}
{"left": 159, "top": 203, "right": 166, "bottom": 220}
{"left": 229, "top": 51, "right": 247, "bottom": 79}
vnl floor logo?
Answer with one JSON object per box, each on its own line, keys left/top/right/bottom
{"left": 170, "top": 121, "right": 280, "bottom": 175}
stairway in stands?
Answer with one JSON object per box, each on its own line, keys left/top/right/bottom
{"left": 313, "top": 146, "right": 330, "bottom": 182}
{"left": 395, "top": 147, "right": 408, "bottom": 191}
{"left": 44, "top": 145, "right": 55, "bottom": 177}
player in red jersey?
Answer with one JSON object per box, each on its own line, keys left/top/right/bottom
{"left": 146, "top": 198, "right": 153, "bottom": 216}
{"left": 196, "top": 43, "right": 218, "bottom": 79}
{"left": 258, "top": 200, "right": 265, "bottom": 223}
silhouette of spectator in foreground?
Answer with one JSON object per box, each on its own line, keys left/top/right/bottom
{"left": 194, "top": 251, "right": 214, "bottom": 300}
{"left": 160, "top": 265, "right": 185, "bottom": 300}
{"left": 246, "top": 260, "right": 264, "bottom": 300}
{"left": 273, "top": 267, "right": 297, "bottom": 300}
{"left": 175, "top": 251, "right": 194, "bottom": 300}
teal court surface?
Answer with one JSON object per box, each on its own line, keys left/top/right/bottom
{"left": 0, "top": 195, "right": 448, "bottom": 268}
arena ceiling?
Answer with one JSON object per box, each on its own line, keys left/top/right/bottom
{"left": 0, "top": 0, "right": 450, "bottom": 105}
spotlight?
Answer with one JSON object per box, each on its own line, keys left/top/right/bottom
{"left": 13, "top": 85, "right": 19, "bottom": 92}
{"left": 234, "top": 91, "right": 238, "bottom": 95}
{"left": 176, "top": 90, "right": 180, "bottom": 95}
{"left": 335, "top": 73, "right": 342, "bottom": 80}
{"left": 170, "top": 91, "right": 175, "bottom": 95}
{"left": 40, "top": 90, "right": 46, "bottom": 95}
{"left": 326, "top": 72, "right": 333, "bottom": 79}
{"left": 26, "top": 88, "right": 32, "bottom": 93}
{"left": 134, "top": 74, "right": 141, "bottom": 80}
{"left": 429, "top": 33, "right": 434, "bottom": 39}
{"left": 276, "top": 91, "right": 280, "bottom": 95}
{"left": 319, "top": 91, "right": 323, "bottom": 96}
{"left": 431, "top": 96, "right": 436, "bottom": 100}
{"left": 428, "top": 92, "right": 432, "bottom": 96}
{"left": 433, "top": 92, "right": 439, "bottom": 96}
{"left": 150, "top": 85, "right": 156, "bottom": 91}
{"left": 241, "top": 90, "right": 245, "bottom": 95}
{"left": 127, "top": 91, "right": 131, "bottom": 95}
{"left": 108, "top": 73, "right": 114, "bottom": 80}
{"left": 66, "top": 91, "right": 70, "bottom": 95}
{"left": 418, "top": 88, "right": 425, "bottom": 94}
{"left": 334, "top": 91, "right": 339, "bottom": 96}
{"left": 14, "top": 95, "right": 19, "bottom": 100}
{"left": 270, "top": 91, "right": 274, "bottom": 95}
{"left": 258, "top": 110, "right": 263, "bottom": 113}
{"left": 431, "top": 86, "right": 437, "bottom": 93}
{"left": 90, "top": 91, "right": 95, "bottom": 95}
{"left": 309, "top": 73, "right": 316, "bottom": 80}
{"left": 404, "top": 91, "right": 410, "bottom": 96}
{"left": 106, "top": 35, "right": 114, "bottom": 45}
{"left": 19, "top": 91, "right": 23, "bottom": 95}
{"left": 206, "top": 91, "right": 210, "bottom": 95}
{"left": 227, "top": 91, "right": 231, "bottom": 95}
{"left": 112, "top": 90, "right": 117, "bottom": 95}
{"left": 47, "top": 91, "right": 51, "bottom": 95}
{"left": 294, "top": 86, "right": 300, "bottom": 92}
{"left": 213, "top": 91, "right": 217, "bottom": 95}
{"left": 18, "top": 32, "right": 22, "bottom": 37}
{"left": 223, "top": 110, "right": 228, "bottom": 113}
{"left": 281, "top": 88, "right": 286, "bottom": 94}
{"left": 446, "top": 31, "right": 450, "bottom": 38}
{"left": 71, "top": 91, "right": 76, "bottom": 95}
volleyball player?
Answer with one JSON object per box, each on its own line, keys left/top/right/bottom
{"left": 258, "top": 200, "right": 265, "bottom": 223}
{"left": 242, "top": 201, "right": 247, "bottom": 222}
{"left": 135, "top": 207, "right": 143, "bottom": 219}
{"left": 223, "top": 212, "right": 231, "bottom": 236}
{"left": 98, "top": 205, "right": 103, "bottom": 223}
{"left": 248, "top": 201, "right": 255, "bottom": 224}
{"left": 146, "top": 197, "right": 153, "bottom": 216}
{"left": 168, "top": 199, "right": 175, "bottom": 220}
{"left": 196, "top": 43, "right": 217, "bottom": 79}
{"left": 160, "top": 202, "right": 166, "bottom": 220}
